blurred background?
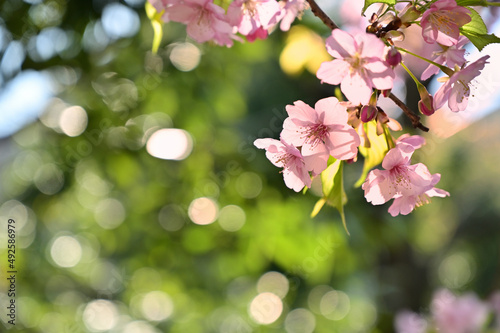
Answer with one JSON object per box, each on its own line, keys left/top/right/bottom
{"left": 1, "top": 0, "right": 500, "bottom": 332}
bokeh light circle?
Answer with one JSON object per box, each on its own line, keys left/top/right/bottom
{"left": 257, "top": 271, "right": 289, "bottom": 299}
{"left": 188, "top": 197, "right": 218, "bottom": 225}
{"left": 249, "top": 292, "right": 283, "bottom": 325}
{"left": 285, "top": 308, "right": 316, "bottom": 333}
{"left": 146, "top": 128, "right": 193, "bottom": 160}
{"left": 82, "top": 299, "right": 119, "bottom": 332}
{"left": 49, "top": 235, "right": 82, "bottom": 268}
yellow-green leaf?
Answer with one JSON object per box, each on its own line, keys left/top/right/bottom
{"left": 145, "top": 2, "right": 164, "bottom": 54}
{"left": 354, "top": 121, "right": 389, "bottom": 187}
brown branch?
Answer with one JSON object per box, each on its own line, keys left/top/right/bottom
{"left": 305, "top": 0, "right": 339, "bottom": 30}
{"left": 388, "top": 93, "right": 429, "bottom": 132}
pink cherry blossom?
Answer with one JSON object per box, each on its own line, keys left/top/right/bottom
{"left": 227, "top": 0, "right": 280, "bottom": 37}
{"left": 277, "top": 0, "right": 308, "bottom": 31}
{"left": 421, "top": 36, "right": 469, "bottom": 80}
{"left": 254, "top": 138, "right": 312, "bottom": 191}
{"left": 166, "top": 0, "right": 236, "bottom": 46}
{"left": 421, "top": 0, "right": 471, "bottom": 46}
{"left": 434, "top": 55, "right": 490, "bottom": 112}
{"left": 362, "top": 136, "right": 449, "bottom": 216}
{"left": 316, "top": 29, "right": 395, "bottom": 105}
{"left": 394, "top": 310, "right": 428, "bottom": 333}
{"left": 431, "top": 289, "right": 490, "bottom": 333}
{"left": 280, "top": 97, "right": 360, "bottom": 174}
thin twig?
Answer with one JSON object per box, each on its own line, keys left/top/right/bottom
{"left": 305, "top": 0, "right": 339, "bottom": 30}
{"left": 388, "top": 93, "right": 429, "bottom": 132}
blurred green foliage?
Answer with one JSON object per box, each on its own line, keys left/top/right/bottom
{"left": 0, "top": 0, "right": 500, "bottom": 332}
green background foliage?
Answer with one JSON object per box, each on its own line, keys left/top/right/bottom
{"left": 1, "top": 0, "right": 500, "bottom": 332}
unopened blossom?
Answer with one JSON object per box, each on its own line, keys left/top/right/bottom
{"left": 421, "top": 0, "right": 471, "bottom": 46}
{"left": 394, "top": 310, "right": 428, "bottom": 333}
{"left": 434, "top": 55, "right": 489, "bottom": 112}
{"left": 254, "top": 138, "right": 312, "bottom": 191}
{"left": 362, "top": 136, "right": 448, "bottom": 216}
{"left": 421, "top": 36, "right": 469, "bottom": 80}
{"left": 227, "top": 0, "right": 280, "bottom": 37}
{"left": 166, "top": 0, "right": 236, "bottom": 46}
{"left": 277, "top": 0, "right": 308, "bottom": 31}
{"left": 317, "top": 29, "right": 395, "bottom": 105}
{"left": 431, "top": 289, "right": 490, "bottom": 333}
{"left": 281, "top": 97, "right": 360, "bottom": 174}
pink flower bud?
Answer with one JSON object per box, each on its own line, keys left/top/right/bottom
{"left": 417, "top": 84, "right": 435, "bottom": 115}
{"left": 418, "top": 98, "right": 435, "bottom": 116}
{"left": 386, "top": 47, "right": 402, "bottom": 67}
{"left": 360, "top": 105, "right": 378, "bottom": 122}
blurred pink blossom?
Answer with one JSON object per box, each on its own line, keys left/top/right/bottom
{"left": 166, "top": 0, "right": 236, "bottom": 46}
{"left": 277, "top": 0, "right": 308, "bottom": 31}
{"left": 227, "top": 0, "right": 280, "bottom": 37}
{"left": 431, "top": 289, "right": 489, "bottom": 333}
{"left": 394, "top": 310, "right": 428, "bottom": 333}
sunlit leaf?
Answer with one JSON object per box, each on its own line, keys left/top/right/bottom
{"left": 460, "top": 7, "right": 500, "bottom": 51}
{"left": 145, "top": 2, "right": 164, "bottom": 54}
{"left": 362, "top": 0, "right": 395, "bottom": 15}
{"left": 354, "top": 121, "right": 389, "bottom": 187}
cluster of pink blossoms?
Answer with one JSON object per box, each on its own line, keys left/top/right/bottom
{"left": 254, "top": 97, "right": 360, "bottom": 191}
{"left": 149, "top": 0, "right": 307, "bottom": 45}
{"left": 395, "top": 288, "right": 500, "bottom": 333}
{"left": 148, "top": 0, "right": 493, "bottom": 217}
{"left": 252, "top": 0, "right": 493, "bottom": 217}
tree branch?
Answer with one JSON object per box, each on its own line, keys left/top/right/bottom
{"left": 305, "top": 0, "right": 339, "bottom": 30}
{"left": 388, "top": 93, "right": 429, "bottom": 132}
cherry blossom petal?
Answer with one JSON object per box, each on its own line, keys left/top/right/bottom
{"left": 325, "top": 29, "right": 356, "bottom": 59}
{"left": 388, "top": 195, "right": 416, "bottom": 216}
{"left": 314, "top": 97, "right": 348, "bottom": 125}
{"left": 325, "top": 125, "right": 360, "bottom": 160}
{"left": 187, "top": 16, "right": 216, "bottom": 43}
{"left": 363, "top": 169, "right": 392, "bottom": 205}
{"left": 355, "top": 33, "right": 386, "bottom": 58}
{"left": 167, "top": 4, "right": 198, "bottom": 23}
{"left": 340, "top": 71, "right": 372, "bottom": 105}
{"left": 365, "top": 60, "right": 395, "bottom": 90}
{"left": 316, "top": 59, "right": 350, "bottom": 85}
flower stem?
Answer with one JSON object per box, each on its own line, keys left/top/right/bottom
{"left": 396, "top": 46, "right": 454, "bottom": 76}
{"left": 388, "top": 93, "right": 429, "bottom": 132}
{"left": 486, "top": 1, "right": 500, "bottom": 5}
{"left": 305, "top": 0, "right": 339, "bottom": 30}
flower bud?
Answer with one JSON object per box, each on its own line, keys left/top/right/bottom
{"left": 386, "top": 47, "right": 402, "bottom": 67}
{"left": 417, "top": 84, "right": 435, "bottom": 116}
{"left": 360, "top": 105, "right": 378, "bottom": 122}
{"left": 418, "top": 98, "right": 435, "bottom": 116}
{"left": 360, "top": 91, "right": 378, "bottom": 122}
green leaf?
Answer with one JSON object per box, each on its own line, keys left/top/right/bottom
{"left": 460, "top": 8, "right": 500, "bottom": 51}
{"left": 145, "top": 2, "right": 164, "bottom": 54}
{"left": 354, "top": 121, "right": 389, "bottom": 187}
{"left": 318, "top": 160, "right": 350, "bottom": 234}
{"left": 461, "top": 30, "right": 500, "bottom": 51}
{"left": 456, "top": 0, "right": 487, "bottom": 6}
{"left": 311, "top": 198, "right": 326, "bottom": 218}
{"left": 361, "top": 0, "right": 395, "bottom": 15}
{"left": 321, "top": 158, "right": 341, "bottom": 198}
{"left": 461, "top": 7, "right": 487, "bottom": 35}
